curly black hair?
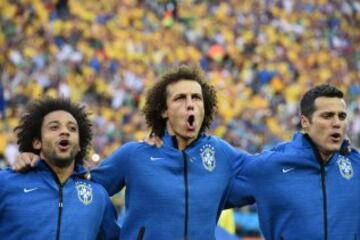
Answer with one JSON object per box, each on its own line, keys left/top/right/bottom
{"left": 14, "top": 97, "right": 93, "bottom": 165}
{"left": 143, "top": 64, "right": 218, "bottom": 137}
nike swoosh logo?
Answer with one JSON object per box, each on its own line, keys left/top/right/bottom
{"left": 150, "top": 157, "right": 164, "bottom": 161}
{"left": 282, "top": 168, "right": 295, "bottom": 173}
{"left": 24, "top": 188, "right": 39, "bottom": 193}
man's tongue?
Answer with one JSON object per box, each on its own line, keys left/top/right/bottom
{"left": 186, "top": 115, "right": 195, "bottom": 130}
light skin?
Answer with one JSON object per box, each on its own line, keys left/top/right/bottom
{"left": 301, "top": 97, "right": 347, "bottom": 162}
{"left": 32, "top": 110, "right": 81, "bottom": 183}
{"left": 12, "top": 80, "right": 206, "bottom": 167}
{"left": 162, "top": 80, "right": 205, "bottom": 150}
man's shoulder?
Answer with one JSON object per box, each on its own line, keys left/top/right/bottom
{"left": 270, "top": 140, "right": 296, "bottom": 152}
{"left": 121, "top": 141, "right": 145, "bottom": 149}
{"left": 349, "top": 147, "right": 360, "bottom": 159}
{"left": 202, "top": 134, "right": 233, "bottom": 148}
{"left": 0, "top": 168, "right": 36, "bottom": 193}
{"left": 199, "top": 135, "right": 239, "bottom": 155}
{"left": 112, "top": 141, "right": 152, "bottom": 156}
{"left": 121, "top": 140, "right": 157, "bottom": 151}
{"left": 0, "top": 167, "right": 24, "bottom": 181}
{"left": 268, "top": 138, "right": 309, "bottom": 156}
{"left": 257, "top": 142, "right": 301, "bottom": 163}
{"left": 0, "top": 168, "right": 12, "bottom": 183}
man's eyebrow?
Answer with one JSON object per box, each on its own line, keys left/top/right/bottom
{"left": 46, "top": 120, "right": 60, "bottom": 125}
{"left": 46, "top": 120, "right": 78, "bottom": 125}
{"left": 339, "top": 111, "right": 347, "bottom": 116}
{"left": 172, "top": 93, "right": 186, "bottom": 98}
{"left": 320, "top": 110, "right": 347, "bottom": 115}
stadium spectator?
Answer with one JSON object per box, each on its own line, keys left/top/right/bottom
{"left": 3, "top": 137, "right": 17, "bottom": 166}
{"left": 0, "top": 1, "right": 358, "bottom": 158}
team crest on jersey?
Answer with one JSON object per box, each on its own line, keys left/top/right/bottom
{"left": 200, "top": 144, "right": 216, "bottom": 172}
{"left": 337, "top": 155, "right": 353, "bottom": 180}
{"left": 75, "top": 182, "right": 93, "bottom": 205}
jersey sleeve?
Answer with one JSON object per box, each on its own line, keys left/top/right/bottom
{"left": 0, "top": 170, "right": 5, "bottom": 216}
{"left": 96, "top": 194, "right": 120, "bottom": 240}
{"left": 91, "top": 142, "right": 137, "bottom": 196}
{"left": 226, "top": 151, "right": 274, "bottom": 208}
{"left": 215, "top": 139, "right": 256, "bottom": 208}
{"left": 0, "top": 169, "right": 13, "bottom": 222}
{"left": 225, "top": 153, "right": 257, "bottom": 208}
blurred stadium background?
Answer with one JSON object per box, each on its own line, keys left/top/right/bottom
{"left": 0, "top": 0, "right": 359, "bottom": 239}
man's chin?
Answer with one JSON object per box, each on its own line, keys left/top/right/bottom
{"left": 325, "top": 146, "right": 342, "bottom": 155}
{"left": 51, "top": 157, "right": 74, "bottom": 168}
{"left": 185, "top": 132, "right": 198, "bottom": 141}
{"left": 187, "top": 128, "right": 200, "bottom": 137}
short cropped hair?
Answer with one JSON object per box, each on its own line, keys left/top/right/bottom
{"left": 300, "top": 84, "right": 344, "bottom": 120}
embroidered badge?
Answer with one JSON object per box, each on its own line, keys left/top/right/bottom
{"left": 200, "top": 144, "right": 216, "bottom": 172}
{"left": 75, "top": 182, "right": 93, "bottom": 205}
{"left": 337, "top": 155, "right": 354, "bottom": 180}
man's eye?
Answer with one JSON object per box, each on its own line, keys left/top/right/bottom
{"left": 175, "top": 96, "right": 184, "bottom": 101}
{"left": 339, "top": 113, "right": 347, "bottom": 120}
{"left": 322, "top": 113, "right": 332, "bottom": 119}
{"left": 49, "top": 126, "right": 58, "bottom": 130}
{"left": 70, "top": 126, "right": 78, "bottom": 132}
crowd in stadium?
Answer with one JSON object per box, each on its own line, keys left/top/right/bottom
{"left": 0, "top": 0, "right": 359, "bottom": 238}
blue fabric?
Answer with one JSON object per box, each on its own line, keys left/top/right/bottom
{"left": 0, "top": 160, "right": 119, "bottom": 240}
{"left": 91, "top": 131, "right": 248, "bottom": 240}
{"left": 228, "top": 132, "right": 360, "bottom": 239}
{"left": 234, "top": 212, "right": 259, "bottom": 231}
{"left": 215, "top": 226, "right": 240, "bottom": 240}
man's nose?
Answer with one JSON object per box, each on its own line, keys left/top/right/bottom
{"left": 332, "top": 116, "right": 341, "bottom": 128}
{"left": 60, "top": 126, "right": 71, "bottom": 135}
{"left": 186, "top": 96, "right": 194, "bottom": 110}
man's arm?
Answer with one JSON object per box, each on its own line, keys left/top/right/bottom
{"left": 91, "top": 142, "right": 136, "bottom": 196}
{"left": 225, "top": 150, "right": 257, "bottom": 208}
{"left": 215, "top": 139, "right": 256, "bottom": 208}
{"left": 0, "top": 171, "right": 4, "bottom": 219}
{"left": 97, "top": 195, "right": 120, "bottom": 240}
{"left": 226, "top": 150, "right": 275, "bottom": 208}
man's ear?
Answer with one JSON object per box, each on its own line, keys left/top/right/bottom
{"left": 75, "top": 145, "right": 81, "bottom": 154}
{"left": 300, "top": 115, "right": 310, "bottom": 130}
{"left": 161, "top": 109, "right": 168, "bottom": 119}
{"left": 32, "top": 139, "right": 41, "bottom": 150}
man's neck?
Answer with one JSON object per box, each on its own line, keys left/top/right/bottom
{"left": 52, "top": 164, "right": 74, "bottom": 184}
{"left": 177, "top": 138, "right": 192, "bottom": 150}
{"left": 319, "top": 152, "right": 333, "bottom": 163}
{"left": 43, "top": 158, "right": 75, "bottom": 184}
{"left": 173, "top": 134, "right": 198, "bottom": 151}
{"left": 166, "top": 125, "right": 197, "bottom": 150}
{"left": 303, "top": 133, "right": 334, "bottom": 164}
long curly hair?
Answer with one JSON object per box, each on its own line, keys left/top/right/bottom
{"left": 14, "top": 97, "right": 93, "bottom": 165}
{"left": 143, "top": 64, "right": 218, "bottom": 137}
